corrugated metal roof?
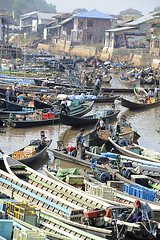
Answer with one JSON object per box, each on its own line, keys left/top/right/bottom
{"left": 47, "top": 24, "right": 61, "bottom": 29}
{"left": 106, "top": 26, "right": 136, "bottom": 32}
{"left": 126, "top": 12, "right": 160, "bottom": 26}
{"left": 37, "top": 12, "right": 58, "bottom": 20}
{"left": 59, "top": 17, "right": 73, "bottom": 25}
{"left": 74, "top": 9, "right": 114, "bottom": 20}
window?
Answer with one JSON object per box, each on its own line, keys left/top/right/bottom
{"left": 87, "top": 21, "right": 93, "bottom": 27}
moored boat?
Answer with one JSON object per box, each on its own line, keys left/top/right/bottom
{"left": 121, "top": 97, "right": 160, "bottom": 110}
{"left": 60, "top": 109, "right": 120, "bottom": 127}
{"left": 3, "top": 100, "right": 94, "bottom": 128}
{"left": 1, "top": 131, "right": 52, "bottom": 164}
{"left": 108, "top": 137, "right": 160, "bottom": 163}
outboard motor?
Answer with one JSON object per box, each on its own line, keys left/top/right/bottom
{"left": 82, "top": 209, "right": 106, "bottom": 227}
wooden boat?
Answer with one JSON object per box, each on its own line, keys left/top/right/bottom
{"left": 59, "top": 109, "right": 120, "bottom": 127}
{"left": 108, "top": 137, "right": 160, "bottom": 163}
{"left": 140, "top": 76, "right": 155, "bottom": 85}
{"left": 0, "top": 166, "right": 112, "bottom": 240}
{"left": 85, "top": 122, "right": 140, "bottom": 147}
{"left": 4, "top": 99, "right": 35, "bottom": 112}
{"left": 121, "top": 97, "right": 160, "bottom": 110}
{"left": 4, "top": 101, "right": 94, "bottom": 128}
{"left": 44, "top": 167, "right": 160, "bottom": 240}
{"left": 93, "top": 95, "right": 119, "bottom": 103}
{"left": 0, "top": 131, "right": 52, "bottom": 164}
{"left": 3, "top": 156, "right": 160, "bottom": 240}
{"left": 119, "top": 76, "right": 138, "bottom": 85}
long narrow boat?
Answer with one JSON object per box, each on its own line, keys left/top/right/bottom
{"left": 4, "top": 155, "right": 160, "bottom": 239}
{"left": 0, "top": 131, "right": 52, "bottom": 164}
{"left": 121, "top": 97, "right": 160, "bottom": 110}
{"left": 43, "top": 167, "right": 160, "bottom": 240}
{"left": 108, "top": 137, "right": 160, "bottom": 163}
{"left": 4, "top": 101, "right": 94, "bottom": 128}
{"left": 85, "top": 124, "right": 140, "bottom": 147}
{"left": 60, "top": 109, "right": 120, "bottom": 127}
{"left": 119, "top": 76, "right": 138, "bottom": 85}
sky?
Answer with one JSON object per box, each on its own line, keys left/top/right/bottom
{"left": 46, "top": 0, "right": 160, "bottom": 15}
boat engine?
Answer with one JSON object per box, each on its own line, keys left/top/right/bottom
{"left": 82, "top": 209, "right": 106, "bottom": 227}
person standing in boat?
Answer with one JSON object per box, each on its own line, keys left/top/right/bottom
{"left": 154, "top": 86, "right": 160, "bottom": 100}
{"left": 12, "top": 82, "right": 18, "bottom": 96}
{"left": 5, "top": 87, "right": 11, "bottom": 101}
{"left": 97, "top": 116, "right": 105, "bottom": 132}
{"left": 76, "top": 128, "right": 85, "bottom": 159}
{"left": 125, "top": 200, "right": 154, "bottom": 223}
{"left": 93, "top": 76, "right": 102, "bottom": 96}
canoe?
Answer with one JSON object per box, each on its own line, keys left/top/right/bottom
{"left": 43, "top": 165, "right": 160, "bottom": 240}
{"left": 1, "top": 157, "right": 114, "bottom": 239}
{"left": 59, "top": 109, "right": 120, "bottom": 127}
{"left": 140, "top": 76, "right": 155, "bottom": 85}
{"left": 93, "top": 95, "right": 119, "bottom": 103}
{"left": 119, "top": 76, "right": 138, "bottom": 85}
{"left": 108, "top": 137, "right": 160, "bottom": 163}
{"left": 85, "top": 124, "right": 140, "bottom": 147}
{"left": 1, "top": 132, "right": 52, "bottom": 165}
{"left": 121, "top": 97, "right": 160, "bottom": 110}
{"left": 2, "top": 156, "right": 160, "bottom": 239}
{"left": 4, "top": 100, "right": 35, "bottom": 112}
{"left": 4, "top": 101, "right": 94, "bottom": 128}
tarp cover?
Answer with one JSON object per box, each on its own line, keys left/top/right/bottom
{"left": 56, "top": 168, "right": 80, "bottom": 181}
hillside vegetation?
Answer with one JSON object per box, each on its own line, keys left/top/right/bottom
{"left": 0, "top": 0, "right": 56, "bottom": 20}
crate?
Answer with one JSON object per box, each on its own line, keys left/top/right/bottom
{"left": 99, "top": 186, "right": 115, "bottom": 200}
{"left": 24, "top": 147, "right": 36, "bottom": 157}
{"left": 66, "top": 175, "right": 84, "bottom": 185}
{"left": 98, "top": 130, "right": 109, "bottom": 139}
{"left": 13, "top": 227, "right": 46, "bottom": 240}
{"left": 41, "top": 113, "right": 48, "bottom": 120}
{"left": 12, "top": 150, "right": 25, "bottom": 160}
{"left": 101, "top": 152, "right": 116, "bottom": 159}
{"left": 124, "top": 183, "right": 156, "bottom": 202}
{"left": 0, "top": 220, "right": 13, "bottom": 240}
{"left": 107, "top": 181, "right": 124, "bottom": 192}
{"left": 131, "top": 175, "right": 148, "bottom": 187}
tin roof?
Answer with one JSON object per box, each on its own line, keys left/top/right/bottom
{"left": 106, "top": 26, "right": 136, "bottom": 32}
{"left": 74, "top": 9, "right": 114, "bottom": 20}
{"left": 126, "top": 12, "right": 160, "bottom": 26}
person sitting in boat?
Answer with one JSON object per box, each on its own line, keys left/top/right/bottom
{"left": 60, "top": 101, "right": 70, "bottom": 115}
{"left": 16, "top": 93, "right": 23, "bottom": 104}
{"left": 134, "top": 71, "right": 139, "bottom": 79}
{"left": 47, "top": 107, "right": 55, "bottom": 114}
{"left": 147, "top": 88, "right": 153, "bottom": 97}
{"left": 144, "top": 96, "right": 151, "bottom": 104}
{"left": 125, "top": 200, "right": 154, "bottom": 223}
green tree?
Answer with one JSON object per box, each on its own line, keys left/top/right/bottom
{"left": 72, "top": 8, "right": 88, "bottom": 14}
{"left": 0, "top": 0, "right": 56, "bottom": 20}
{"left": 150, "top": 6, "right": 160, "bottom": 13}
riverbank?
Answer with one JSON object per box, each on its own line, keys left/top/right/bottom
{"left": 36, "top": 42, "right": 160, "bottom": 68}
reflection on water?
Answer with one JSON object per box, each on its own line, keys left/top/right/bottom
{"left": 0, "top": 73, "right": 160, "bottom": 171}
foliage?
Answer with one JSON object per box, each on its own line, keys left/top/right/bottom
{"left": 72, "top": 8, "right": 88, "bottom": 14}
{"left": 0, "top": 0, "right": 56, "bottom": 19}
{"left": 150, "top": 6, "right": 160, "bottom": 13}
